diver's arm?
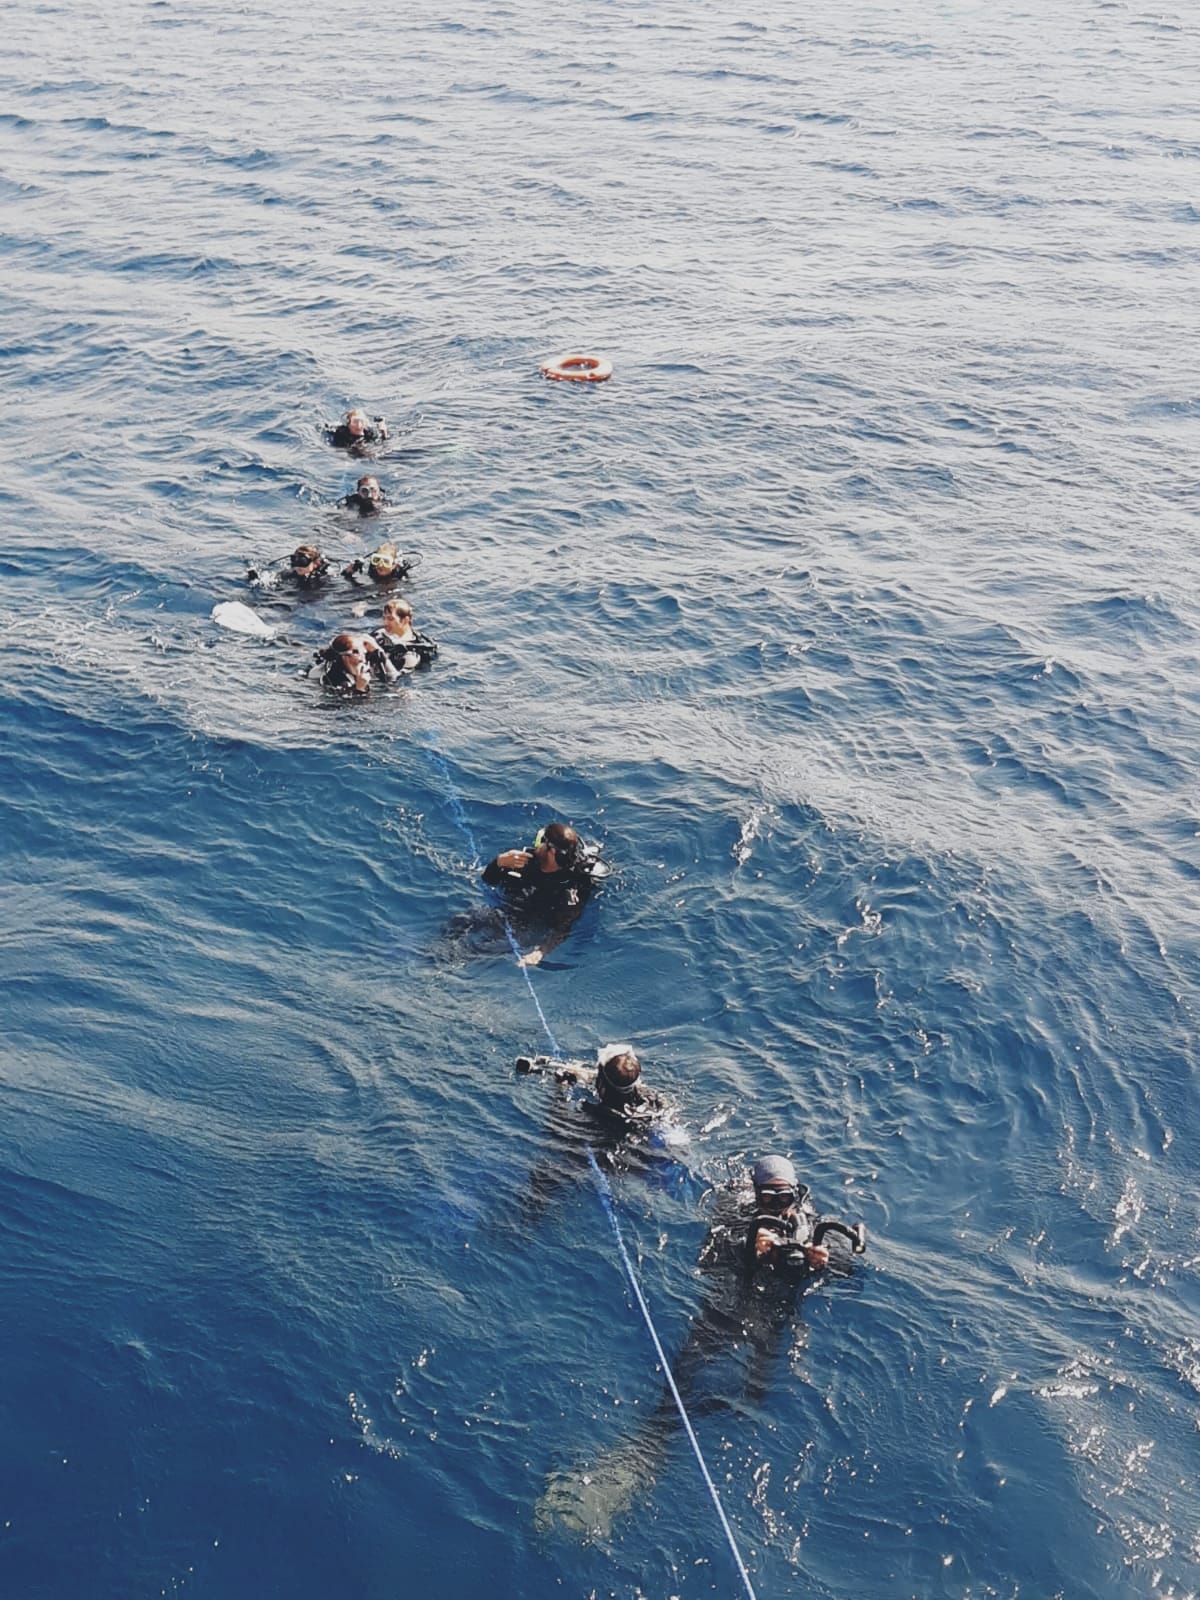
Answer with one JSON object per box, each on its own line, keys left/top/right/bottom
{"left": 369, "top": 646, "right": 399, "bottom": 683}
{"left": 513, "top": 1056, "right": 592, "bottom": 1083}
{"left": 553, "top": 1062, "right": 595, "bottom": 1087}
{"left": 483, "top": 851, "right": 531, "bottom": 886}
{"left": 748, "top": 1219, "right": 829, "bottom": 1271}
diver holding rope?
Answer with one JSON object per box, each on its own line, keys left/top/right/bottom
{"left": 512, "top": 1044, "right": 684, "bottom": 1223}
{"left": 516, "top": 1043, "right": 665, "bottom": 1130}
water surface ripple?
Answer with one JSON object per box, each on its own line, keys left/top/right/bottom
{"left": 1, "top": 3, "right": 1198, "bottom": 1598}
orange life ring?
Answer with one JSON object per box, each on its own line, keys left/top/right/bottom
{"left": 540, "top": 353, "right": 613, "bottom": 383}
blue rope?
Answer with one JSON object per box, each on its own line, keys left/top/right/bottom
{"left": 586, "top": 1149, "right": 761, "bottom": 1600}
{"left": 419, "top": 736, "right": 758, "bottom": 1599}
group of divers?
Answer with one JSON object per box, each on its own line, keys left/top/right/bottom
{"left": 257, "top": 405, "right": 868, "bottom": 1533}
{"left": 243, "top": 408, "right": 438, "bottom": 692}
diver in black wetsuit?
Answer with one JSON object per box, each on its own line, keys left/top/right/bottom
{"left": 513, "top": 1046, "right": 679, "bottom": 1223}
{"left": 339, "top": 474, "right": 389, "bottom": 516}
{"left": 537, "top": 1154, "right": 866, "bottom": 1536}
{"left": 740, "top": 1154, "right": 866, "bottom": 1274}
{"left": 326, "top": 408, "right": 388, "bottom": 454}
{"left": 341, "top": 542, "right": 418, "bottom": 586}
{"left": 481, "top": 822, "right": 601, "bottom": 967}
{"left": 372, "top": 596, "right": 438, "bottom": 671}
{"left": 247, "top": 543, "right": 332, "bottom": 591}
{"left": 517, "top": 1045, "right": 667, "bottom": 1134}
{"left": 312, "top": 630, "right": 397, "bottom": 694}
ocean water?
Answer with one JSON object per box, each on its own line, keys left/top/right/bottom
{"left": 2, "top": 2, "right": 1199, "bottom": 1597}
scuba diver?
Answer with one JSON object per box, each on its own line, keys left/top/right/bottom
{"left": 325, "top": 408, "right": 388, "bottom": 454}
{"left": 372, "top": 596, "right": 438, "bottom": 671}
{"left": 247, "top": 543, "right": 332, "bottom": 591}
{"left": 341, "top": 542, "right": 418, "bottom": 586}
{"left": 512, "top": 1045, "right": 683, "bottom": 1225}
{"left": 537, "top": 1154, "right": 866, "bottom": 1539}
{"left": 739, "top": 1154, "right": 866, "bottom": 1274}
{"left": 312, "top": 630, "right": 397, "bottom": 694}
{"left": 516, "top": 1044, "right": 666, "bottom": 1132}
{"left": 339, "top": 474, "right": 389, "bottom": 516}
{"left": 481, "top": 821, "right": 608, "bottom": 967}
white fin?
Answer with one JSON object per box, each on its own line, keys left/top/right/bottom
{"left": 211, "top": 601, "right": 275, "bottom": 639}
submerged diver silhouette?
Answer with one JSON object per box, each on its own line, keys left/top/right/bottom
{"left": 536, "top": 1155, "right": 866, "bottom": 1538}
{"left": 512, "top": 1046, "right": 688, "bottom": 1224}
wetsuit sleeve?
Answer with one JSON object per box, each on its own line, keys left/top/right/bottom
{"left": 481, "top": 857, "right": 507, "bottom": 887}
{"left": 553, "top": 1062, "right": 596, "bottom": 1087}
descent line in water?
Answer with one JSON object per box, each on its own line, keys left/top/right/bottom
{"left": 586, "top": 1149, "right": 761, "bottom": 1600}
{"left": 419, "top": 736, "right": 563, "bottom": 1052}
{"left": 419, "top": 731, "right": 756, "bottom": 1597}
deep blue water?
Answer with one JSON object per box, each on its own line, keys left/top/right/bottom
{"left": 2, "top": 2, "right": 1199, "bottom": 1597}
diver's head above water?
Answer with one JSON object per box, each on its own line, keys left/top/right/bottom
{"left": 381, "top": 595, "right": 414, "bottom": 635}
{"left": 368, "top": 542, "right": 402, "bottom": 579}
{"left": 534, "top": 821, "right": 581, "bottom": 874}
{"left": 752, "top": 1154, "right": 801, "bottom": 1213}
{"left": 596, "top": 1044, "right": 642, "bottom": 1107}
{"left": 329, "top": 630, "right": 365, "bottom": 669}
{"left": 290, "top": 543, "right": 326, "bottom": 582}
{"left": 317, "top": 630, "right": 388, "bottom": 693}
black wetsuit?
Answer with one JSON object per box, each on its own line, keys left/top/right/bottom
{"left": 583, "top": 1085, "right": 665, "bottom": 1138}
{"left": 371, "top": 627, "right": 438, "bottom": 670}
{"left": 342, "top": 554, "right": 415, "bottom": 584}
{"left": 537, "top": 1175, "right": 865, "bottom": 1530}
{"left": 515, "top": 1062, "right": 674, "bottom": 1224}
{"left": 247, "top": 558, "right": 332, "bottom": 590}
{"left": 316, "top": 642, "right": 391, "bottom": 692}
{"left": 327, "top": 421, "right": 387, "bottom": 452}
{"left": 481, "top": 855, "right": 593, "bottom": 933}
{"left": 339, "top": 490, "right": 389, "bottom": 517}
{"left": 733, "top": 1190, "right": 865, "bottom": 1278}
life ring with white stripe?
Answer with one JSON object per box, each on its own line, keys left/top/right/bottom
{"left": 540, "top": 354, "right": 613, "bottom": 383}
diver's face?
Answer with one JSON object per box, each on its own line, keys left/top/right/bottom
{"left": 358, "top": 477, "right": 381, "bottom": 502}
{"left": 756, "top": 1183, "right": 797, "bottom": 1214}
{"left": 291, "top": 553, "right": 320, "bottom": 578}
{"left": 347, "top": 412, "right": 367, "bottom": 437}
